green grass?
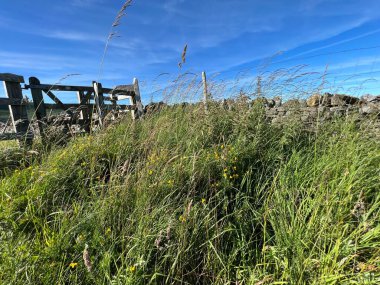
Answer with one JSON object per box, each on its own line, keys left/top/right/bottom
{"left": 0, "top": 102, "right": 379, "bottom": 284}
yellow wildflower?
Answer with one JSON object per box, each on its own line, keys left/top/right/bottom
{"left": 129, "top": 265, "right": 136, "bottom": 273}
{"left": 201, "top": 198, "right": 206, "bottom": 205}
{"left": 69, "top": 262, "right": 78, "bottom": 269}
{"left": 106, "top": 227, "right": 111, "bottom": 234}
{"left": 149, "top": 170, "right": 153, "bottom": 175}
{"left": 179, "top": 215, "right": 186, "bottom": 223}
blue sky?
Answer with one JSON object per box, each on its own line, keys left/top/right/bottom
{"left": 1, "top": 0, "right": 380, "bottom": 102}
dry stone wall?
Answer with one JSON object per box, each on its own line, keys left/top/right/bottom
{"left": 260, "top": 93, "right": 380, "bottom": 138}
{"left": 264, "top": 93, "right": 379, "bottom": 123}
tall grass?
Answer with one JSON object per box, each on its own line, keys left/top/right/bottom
{"left": 0, "top": 2, "right": 379, "bottom": 282}
{"left": 0, "top": 97, "right": 379, "bottom": 284}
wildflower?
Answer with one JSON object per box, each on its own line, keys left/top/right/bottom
{"left": 69, "top": 262, "right": 78, "bottom": 269}
{"left": 201, "top": 198, "right": 206, "bottom": 205}
{"left": 149, "top": 170, "right": 153, "bottom": 175}
{"left": 220, "top": 145, "right": 224, "bottom": 149}
{"left": 81, "top": 162, "right": 86, "bottom": 166}
{"left": 167, "top": 180, "right": 174, "bottom": 186}
{"left": 223, "top": 173, "right": 228, "bottom": 179}
{"left": 76, "top": 234, "right": 84, "bottom": 244}
{"left": 179, "top": 215, "right": 186, "bottom": 223}
{"left": 106, "top": 227, "right": 111, "bottom": 235}
{"left": 129, "top": 265, "right": 136, "bottom": 273}
{"left": 223, "top": 168, "right": 228, "bottom": 172}
{"left": 233, "top": 166, "right": 237, "bottom": 170}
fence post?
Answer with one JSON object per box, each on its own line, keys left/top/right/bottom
{"left": 133, "top": 78, "right": 144, "bottom": 119}
{"left": 202, "top": 71, "right": 208, "bottom": 112}
{"left": 77, "top": 91, "right": 91, "bottom": 132}
{"left": 256, "top": 76, "right": 262, "bottom": 97}
{"left": 2, "top": 74, "right": 33, "bottom": 147}
{"left": 29, "top": 77, "right": 47, "bottom": 141}
{"left": 93, "top": 81, "right": 105, "bottom": 127}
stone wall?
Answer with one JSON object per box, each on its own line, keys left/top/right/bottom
{"left": 263, "top": 94, "right": 380, "bottom": 126}
{"left": 144, "top": 93, "right": 380, "bottom": 135}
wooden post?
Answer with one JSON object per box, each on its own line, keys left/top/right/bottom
{"left": 1, "top": 74, "right": 33, "bottom": 147}
{"left": 257, "top": 76, "right": 262, "bottom": 97}
{"left": 76, "top": 91, "right": 84, "bottom": 120}
{"left": 77, "top": 91, "right": 91, "bottom": 132}
{"left": 133, "top": 78, "right": 144, "bottom": 119}
{"left": 93, "top": 81, "right": 105, "bottom": 127}
{"left": 29, "top": 77, "right": 47, "bottom": 140}
{"left": 202, "top": 71, "right": 208, "bottom": 112}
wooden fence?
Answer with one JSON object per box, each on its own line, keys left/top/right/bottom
{"left": 0, "top": 73, "right": 144, "bottom": 147}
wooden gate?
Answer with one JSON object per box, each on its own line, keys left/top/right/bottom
{"left": 0, "top": 73, "right": 144, "bottom": 147}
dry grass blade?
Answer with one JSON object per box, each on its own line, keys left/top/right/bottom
{"left": 98, "top": 0, "right": 133, "bottom": 81}
{"left": 83, "top": 243, "right": 92, "bottom": 272}
{"left": 178, "top": 44, "right": 188, "bottom": 68}
{"left": 112, "top": 0, "right": 133, "bottom": 29}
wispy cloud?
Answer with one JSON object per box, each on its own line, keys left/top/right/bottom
{"left": 0, "top": 51, "right": 82, "bottom": 71}
{"left": 71, "top": 0, "right": 105, "bottom": 7}
{"left": 287, "top": 28, "right": 380, "bottom": 59}
{"left": 43, "top": 30, "right": 105, "bottom": 42}
{"left": 319, "top": 56, "right": 380, "bottom": 72}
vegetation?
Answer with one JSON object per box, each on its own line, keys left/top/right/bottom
{"left": 0, "top": 101, "right": 379, "bottom": 284}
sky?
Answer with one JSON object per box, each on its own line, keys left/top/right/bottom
{"left": 1, "top": 0, "right": 380, "bottom": 102}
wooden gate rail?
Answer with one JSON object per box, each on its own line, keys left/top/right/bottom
{"left": 0, "top": 73, "right": 33, "bottom": 146}
{"left": 0, "top": 73, "right": 144, "bottom": 147}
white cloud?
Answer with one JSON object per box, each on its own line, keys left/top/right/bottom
{"left": 43, "top": 30, "right": 106, "bottom": 42}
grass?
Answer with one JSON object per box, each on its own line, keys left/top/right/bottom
{"left": 0, "top": 100, "right": 379, "bottom": 284}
